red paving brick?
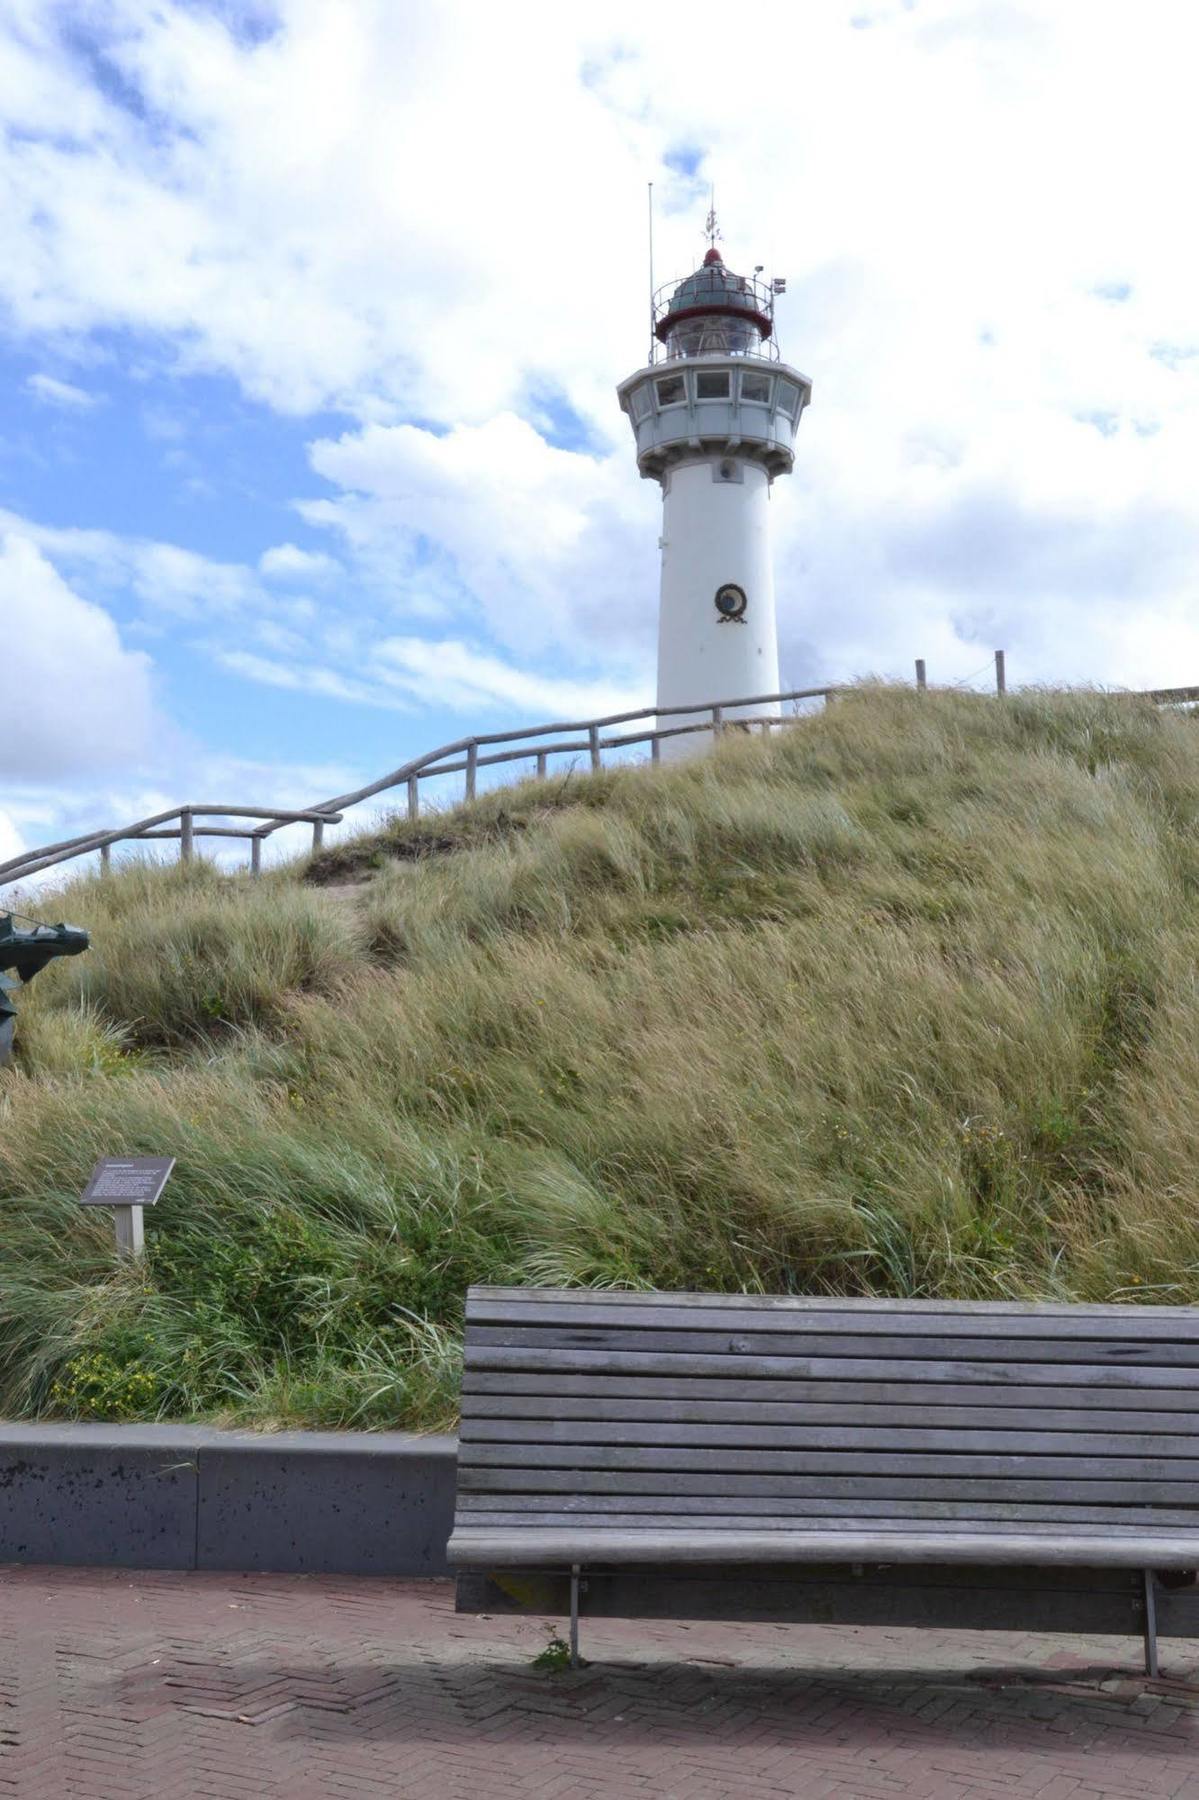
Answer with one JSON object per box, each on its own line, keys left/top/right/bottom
{"left": 0, "top": 1568, "right": 1197, "bottom": 1798}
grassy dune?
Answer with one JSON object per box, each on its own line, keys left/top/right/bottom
{"left": 4, "top": 685, "right": 1199, "bottom": 1431}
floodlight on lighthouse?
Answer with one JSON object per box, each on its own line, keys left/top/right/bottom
{"left": 616, "top": 214, "right": 812, "bottom": 759}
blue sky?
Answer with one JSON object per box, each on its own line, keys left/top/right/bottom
{"left": 0, "top": 341, "right": 403, "bottom": 774}
{"left": 2, "top": 0, "right": 1198, "bottom": 876}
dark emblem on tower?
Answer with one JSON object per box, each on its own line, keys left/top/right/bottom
{"left": 714, "top": 583, "right": 747, "bottom": 623}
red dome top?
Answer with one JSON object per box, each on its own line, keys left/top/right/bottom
{"left": 702, "top": 246, "right": 724, "bottom": 266}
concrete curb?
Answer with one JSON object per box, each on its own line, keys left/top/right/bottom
{"left": 0, "top": 1423, "right": 458, "bottom": 1575}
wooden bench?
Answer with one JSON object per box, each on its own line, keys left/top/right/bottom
{"left": 448, "top": 1287, "right": 1199, "bottom": 1674}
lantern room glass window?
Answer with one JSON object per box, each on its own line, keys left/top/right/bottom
{"left": 664, "top": 316, "right": 758, "bottom": 358}
{"left": 740, "top": 372, "right": 772, "bottom": 404}
{"left": 776, "top": 379, "right": 801, "bottom": 418}
{"left": 695, "top": 371, "right": 730, "bottom": 400}
{"left": 656, "top": 374, "right": 686, "bottom": 406}
{"left": 631, "top": 384, "right": 652, "bottom": 421}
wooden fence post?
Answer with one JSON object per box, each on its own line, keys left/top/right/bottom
{"left": 589, "top": 724, "right": 601, "bottom": 771}
{"left": 651, "top": 736, "right": 661, "bottom": 765}
{"left": 465, "top": 742, "right": 478, "bottom": 802}
{"left": 407, "top": 775, "right": 419, "bottom": 821}
{"left": 311, "top": 818, "right": 324, "bottom": 852}
{"left": 995, "top": 649, "right": 1007, "bottom": 696}
{"left": 179, "top": 809, "right": 193, "bottom": 865}
{"left": 99, "top": 842, "right": 111, "bottom": 875}
{"left": 916, "top": 660, "right": 927, "bottom": 692}
{"left": 536, "top": 752, "right": 547, "bottom": 780}
{"left": 712, "top": 704, "right": 724, "bottom": 738}
{"left": 250, "top": 837, "right": 262, "bottom": 877}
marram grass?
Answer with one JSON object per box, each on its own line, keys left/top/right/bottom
{"left": 4, "top": 685, "right": 1199, "bottom": 1430}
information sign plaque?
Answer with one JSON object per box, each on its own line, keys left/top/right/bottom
{"left": 79, "top": 1156, "right": 175, "bottom": 1257}
{"left": 80, "top": 1156, "right": 175, "bottom": 1208}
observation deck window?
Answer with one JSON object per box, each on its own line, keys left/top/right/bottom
{"left": 740, "top": 372, "right": 772, "bottom": 403}
{"left": 656, "top": 374, "right": 686, "bottom": 407}
{"left": 776, "top": 378, "right": 801, "bottom": 418}
{"left": 695, "top": 371, "right": 730, "bottom": 400}
{"left": 631, "top": 384, "right": 653, "bottom": 422}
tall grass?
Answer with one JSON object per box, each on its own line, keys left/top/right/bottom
{"left": 4, "top": 686, "right": 1199, "bottom": 1429}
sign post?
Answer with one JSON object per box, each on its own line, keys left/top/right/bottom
{"left": 79, "top": 1156, "right": 175, "bottom": 1259}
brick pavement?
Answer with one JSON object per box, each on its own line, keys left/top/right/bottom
{"left": 1, "top": 1567, "right": 1197, "bottom": 1800}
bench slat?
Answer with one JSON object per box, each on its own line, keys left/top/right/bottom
{"left": 455, "top": 1512, "right": 1190, "bottom": 1537}
{"left": 468, "top": 1324, "right": 1199, "bottom": 1366}
{"left": 467, "top": 1295, "right": 1199, "bottom": 1341}
{"left": 460, "top": 1443, "right": 1199, "bottom": 1480}
{"left": 458, "top": 1419, "right": 1199, "bottom": 1456}
{"left": 468, "top": 1287, "right": 1199, "bottom": 1321}
{"left": 447, "top": 1526, "right": 1199, "bottom": 1569}
{"left": 467, "top": 1346, "right": 1195, "bottom": 1388}
{"left": 461, "top": 1371, "right": 1199, "bottom": 1414}
{"left": 455, "top": 1493, "right": 1199, "bottom": 1526}
{"left": 459, "top": 1467, "right": 1199, "bottom": 1502}
{"left": 459, "top": 1394, "right": 1199, "bottom": 1433}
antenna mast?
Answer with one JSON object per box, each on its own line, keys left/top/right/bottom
{"left": 647, "top": 181, "right": 655, "bottom": 363}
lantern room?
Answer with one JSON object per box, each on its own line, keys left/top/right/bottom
{"left": 654, "top": 246, "right": 775, "bottom": 360}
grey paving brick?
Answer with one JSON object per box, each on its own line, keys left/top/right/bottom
{"left": 0, "top": 1569, "right": 1197, "bottom": 1798}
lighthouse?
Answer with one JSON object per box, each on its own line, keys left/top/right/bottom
{"left": 617, "top": 216, "right": 811, "bottom": 753}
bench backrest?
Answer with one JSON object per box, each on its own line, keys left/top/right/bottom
{"left": 456, "top": 1287, "right": 1199, "bottom": 1537}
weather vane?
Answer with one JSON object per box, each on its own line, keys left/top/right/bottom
{"left": 704, "top": 186, "right": 721, "bottom": 250}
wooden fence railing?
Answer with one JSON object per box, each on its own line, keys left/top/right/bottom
{"left": 3, "top": 655, "right": 1197, "bottom": 892}
{"left": 0, "top": 685, "right": 833, "bottom": 890}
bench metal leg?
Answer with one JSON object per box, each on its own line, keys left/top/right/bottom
{"left": 1143, "top": 1569, "right": 1159, "bottom": 1678}
{"left": 570, "top": 1564, "right": 581, "bottom": 1669}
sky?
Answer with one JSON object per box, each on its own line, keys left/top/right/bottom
{"left": 2, "top": 0, "right": 1199, "bottom": 879}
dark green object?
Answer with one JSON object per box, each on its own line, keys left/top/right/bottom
{"left": 0, "top": 912, "right": 90, "bottom": 1065}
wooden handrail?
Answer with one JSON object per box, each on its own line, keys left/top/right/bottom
{"left": 287, "top": 684, "right": 839, "bottom": 821}
{"left": 29, "top": 656, "right": 1189, "bottom": 893}
{"left": 0, "top": 804, "right": 347, "bottom": 882}
{"left": 1142, "top": 685, "right": 1199, "bottom": 704}
{"left": 0, "top": 685, "right": 826, "bottom": 887}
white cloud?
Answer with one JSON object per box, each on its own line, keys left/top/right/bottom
{"left": 0, "top": 508, "right": 272, "bottom": 620}
{"left": 0, "top": 810, "right": 24, "bottom": 865}
{"left": 0, "top": 497, "right": 642, "bottom": 740}
{"left": 0, "top": 2, "right": 662, "bottom": 419}
{"left": 0, "top": 533, "right": 157, "bottom": 777}
{"left": 217, "top": 649, "right": 386, "bottom": 708}
{"left": 303, "top": 414, "right": 656, "bottom": 663}
{"left": 373, "top": 638, "right": 645, "bottom": 721}
{"left": 25, "top": 372, "right": 98, "bottom": 409}
{"left": 217, "top": 637, "right": 645, "bottom": 724}
{"left": 4, "top": 0, "right": 1195, "bottom": 437}
{"left": 259, "top": 542, "right": 339, "bottom": 581}
{"left": 1, "top": 0, "right": 1198, "bottom": 720}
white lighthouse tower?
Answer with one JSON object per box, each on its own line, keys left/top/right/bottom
{"left": 617, "top": 215, "right": 811, "bottom": 752}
